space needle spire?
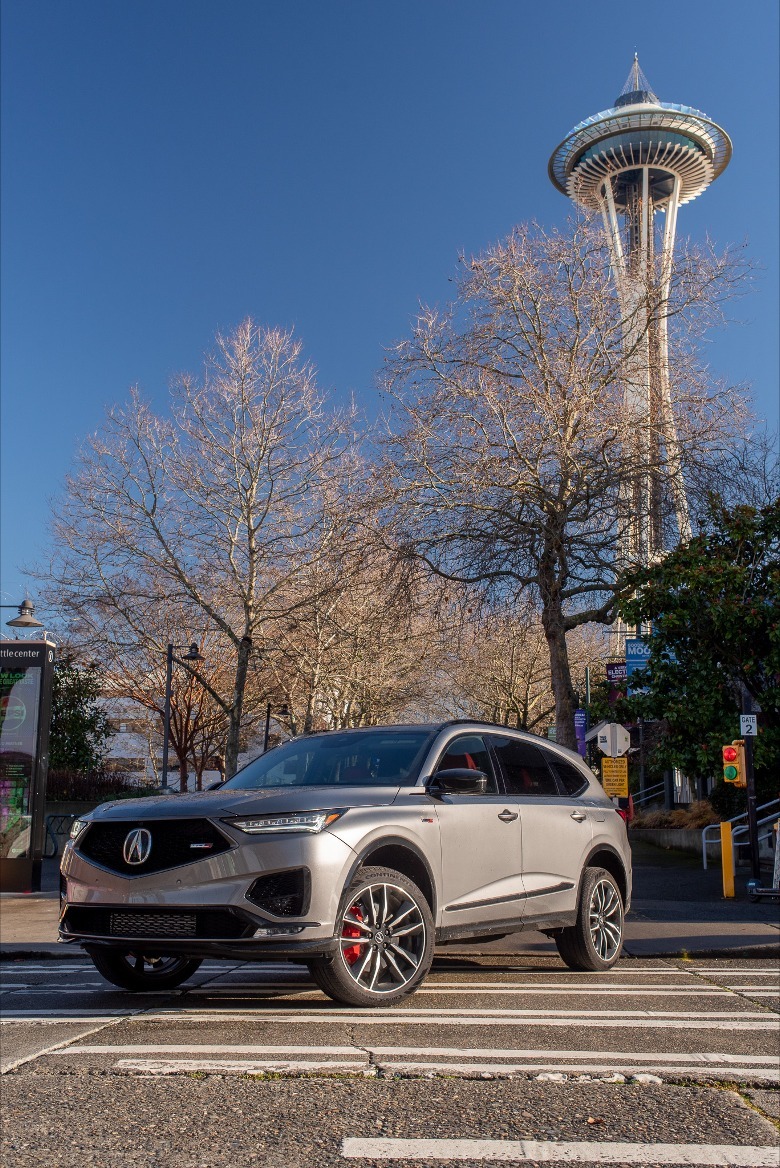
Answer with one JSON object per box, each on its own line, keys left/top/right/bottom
{"left": 548, "top": 59, "right": 732, "bottom": 579}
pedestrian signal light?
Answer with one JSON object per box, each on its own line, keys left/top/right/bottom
{"left": 722, "top": 741, "right": 746, "bottom": 787}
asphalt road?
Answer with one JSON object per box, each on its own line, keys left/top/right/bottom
{"left": 1, "top": 954, "right": 778, "bottom": 1166}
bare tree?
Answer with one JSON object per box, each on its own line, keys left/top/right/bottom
{"left": 43, "top": 321, "right": 354, "bottom": 775}
{"left": 264, "top": 517, "right": 450, "bottom": 732}
{"left": 381, "top": 219, "right": 748, "bottom": 749}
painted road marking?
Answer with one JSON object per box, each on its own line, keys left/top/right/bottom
{"left": 118, "top": 1013, "right": 779, "bottom": 1032}
{"left": 187, "top": 985, "right": 735, "bottom": 997}
{"left": 48, "top": 1042, "right": 778, "bottom": 1081}
{"left": 340, "top": 1139, "right": 780, "bottom": 1164}
{"left": 104, "top": 1057, "right": 777, "bottom": 1081}
{"left": 53, "top": 1043, "right": 778, "bottom": 1064}
{"left": 142, "top": 1006, "right": 777, "bottom": 1020}
{"left": 117, "top": 1057, "right": 369, "bottom": 1073}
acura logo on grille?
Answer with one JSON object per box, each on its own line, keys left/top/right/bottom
{"left": 123, "top": 827, "right": 152, "bottom": 866}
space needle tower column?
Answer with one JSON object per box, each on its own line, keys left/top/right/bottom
{"left": 548, "top": 57, "right": 731, "bottom": 570}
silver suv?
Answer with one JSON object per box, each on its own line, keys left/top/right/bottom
{"left": 60, "top": 722, "right": 631, "bottom": 1006}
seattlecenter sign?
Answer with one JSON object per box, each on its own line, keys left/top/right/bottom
{"left": 601, "top": 756, "right": 629, "bottom": 798}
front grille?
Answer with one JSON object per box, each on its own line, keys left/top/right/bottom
{"left": 246, "top": 868, "right": 309, "bottom": 917}
{"left": 110, "top": 911, "right": 196, "bottom": 937}
{"left": 63, "top": 906, "right": 251, "bottom": 940}
{"left": 78, "top": 818, "right": 231, "bottom": 875}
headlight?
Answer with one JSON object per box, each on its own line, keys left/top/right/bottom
{"left": 69, "top": 818, "right": 90, "bottom": 841}
{"left": 225, "top": 810, "right": 344, "bottom": 834}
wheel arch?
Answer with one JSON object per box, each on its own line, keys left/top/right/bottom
{"left": 347, "top": 836, "right": 437, "bottom": 918}
{"left": 582, "top": 844, "right": 629, "bottom": 908}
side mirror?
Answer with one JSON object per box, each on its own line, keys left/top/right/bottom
{"left": 205, "top": 780, "right": 225, "bottom": 792}
{"left": 429, "top": 768, "right": 489, "bottom": 796}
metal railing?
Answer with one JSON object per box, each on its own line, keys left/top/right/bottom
{"left": 43, "top": 814, "right": 76, "bottom": 858}
{"left": 632, "top": 781, "right": 665, "bottom": 807}
{"left": 702, "top": 797, "right": 780, "bottom": 870}
{"left": 733, "top": 811, "right": 780, "bottom": 856}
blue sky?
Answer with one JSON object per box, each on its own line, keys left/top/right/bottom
{"left": 2, "top": 1, "right": 778, "bottom": 614}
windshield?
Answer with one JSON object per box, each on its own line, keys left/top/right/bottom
{"left": 223, "top": 729, "right": 436, "bottom": 790}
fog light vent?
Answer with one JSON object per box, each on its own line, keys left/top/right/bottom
{"left": 246, "top": 868, "right": 308, "bottom": 917}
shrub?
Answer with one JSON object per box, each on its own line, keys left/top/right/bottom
{"left": 633, "top": 800, "right": 720, "bottom": 830}
{"left": 46, "top": 769, "right": 153, "bottom": 803}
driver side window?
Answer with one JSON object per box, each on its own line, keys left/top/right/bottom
{"left": 436, "top": 734, "right": 498, "bottom": 793}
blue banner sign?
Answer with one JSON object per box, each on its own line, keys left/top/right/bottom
{"left": 574, "top": 709, "right": 588, "bottom": 757}
{"left": 625, "top": 637, "right": 652, "bottom": 696}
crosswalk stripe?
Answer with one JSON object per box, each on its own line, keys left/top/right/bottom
{"left": 340, "top": 1139, "right": 780, "bottom": 1164}
{"left": 105, "top": 1057, "right": 777, "bottom": 1081}
{"left": 185, "top": 985, "right": 735, "bottom": 997}
{"left": 126, "top": 1012, "right": 775, "bottom": 1031}
{"left": 53, "top": 1043, "right": 778, "bottom": 1065}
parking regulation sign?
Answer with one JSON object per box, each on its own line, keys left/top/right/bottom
{"left": 740, "top": 715, "right": 758, "bottom": 736}
{"left": 601, "top": 756, "right": 629, "bottom": 798}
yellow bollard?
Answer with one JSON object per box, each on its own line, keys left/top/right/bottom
{"left": 720, "top": 821, "right": 735, "bottom": 899}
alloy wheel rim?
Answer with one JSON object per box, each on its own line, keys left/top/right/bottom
{"left": 123, "top": 953, "right": 188, "bottom": 976}
{"left": 339, "top": 882, "right": 426, "bottom": 994}
{"left": 588, "top": 878, "right": 622, "bottom": 961}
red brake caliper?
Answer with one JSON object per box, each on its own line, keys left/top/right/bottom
{"left": 342, "top": 904, "right": 365, "bottom": 966}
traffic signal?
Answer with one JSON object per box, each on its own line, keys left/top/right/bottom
{"left": 722, "top": 740, "right": 746, "bottom": 787}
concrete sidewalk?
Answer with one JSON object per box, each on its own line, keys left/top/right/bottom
{"left": 1, "top": 840, "right": 778, "bottom": 961}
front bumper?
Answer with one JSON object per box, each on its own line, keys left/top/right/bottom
{"left": 59, "top": 822, "right": 355, "bottom": 959}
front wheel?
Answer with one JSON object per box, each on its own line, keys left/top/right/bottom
{"left": 307, "top": 865, "right": 434, "bottom": 1007}
{"left": 88, "top": 948, "right": 203, "bottom": 991}
{"left": 555, "top": 866, "right": 624, "bottom": 971}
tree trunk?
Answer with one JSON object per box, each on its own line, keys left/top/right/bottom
{"left": 225, "top": 635, "right": 252, "bottom": 778}
{"left": 177, "top": 756, "right": 189, "bottom": 794}
{"left": 540, "top": 591, "right": 577, "bottom": 751}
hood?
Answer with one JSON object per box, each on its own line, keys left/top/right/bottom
{"left": 87, "top": 786, "right": 402, "bottom": 821}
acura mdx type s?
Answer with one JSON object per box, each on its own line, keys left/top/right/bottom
{"left": 60, "top": 722, "right": 632, "bottom": 1006}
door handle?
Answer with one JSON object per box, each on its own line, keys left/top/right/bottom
{"left": 570, "top": 810, "right": 587, "bottom": 822}
{"left": 498, "top": 809, "right": 518, "bottom": 823}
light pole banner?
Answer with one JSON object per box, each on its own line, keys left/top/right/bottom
{"left": 625, "top": 637, "right": 652, "bottom": 696}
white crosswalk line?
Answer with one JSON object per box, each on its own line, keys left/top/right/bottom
{"left": 340, "top": 1139, "right": 780, "bottom": 1164}
{"left": 52, "top": 1043, "right": 778, "bottom": 1064}
{"left": 48, "top": 1042, "right": 778, "bottom": 1082}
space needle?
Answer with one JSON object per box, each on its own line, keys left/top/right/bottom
{"left": 549, "top": 57, "right": 731, "bottom": 571}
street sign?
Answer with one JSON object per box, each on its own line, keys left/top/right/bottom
{"left": 597, "top": 722, "right": 631, "bottom": 757}
{"left": 601, "top": 756, "right": 629, "bottom": 798}
{"left": 546, "top": 725, "right": 556, "bottom": 742}
{"left": 740, "top": 715, "right": 758, "bottom": 737}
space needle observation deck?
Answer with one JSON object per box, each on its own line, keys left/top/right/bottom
{"left": 548, "top": 58, "right": 732, "bottom": 577}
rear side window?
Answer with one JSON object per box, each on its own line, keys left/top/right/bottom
{"left": 550, "top": 756, "right": 590, "bottom": 797}
{"left": 489, "top": 736, "right": 559, "bottom": 796}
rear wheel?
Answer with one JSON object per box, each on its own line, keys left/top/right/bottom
{"left": 307, "top": 865, "right": 434, "bottom": 1007}
{"left": 555, "top": 866, "right": 624, "bottom": 972}
{"left": 88, "top": 948, "right": 202, "bottom": 991}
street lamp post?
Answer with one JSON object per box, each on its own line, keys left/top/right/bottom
{"left": 263, "top": 701, "right": 290, "bottom": 752}
{"left": 1, "top": 600, "right": 45, "bottom": 630}
{"left": 160, "top": 642, "right": 205, "bottom": 791}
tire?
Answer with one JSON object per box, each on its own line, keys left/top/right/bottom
{"left": 307, "top": 865, "right": 435, "bottom": 1007}
{"left": 555, "top": 866, "right": 624, "bottom": 972}
{"left": 88, "top": 948, "right": 203, "bottom": 991}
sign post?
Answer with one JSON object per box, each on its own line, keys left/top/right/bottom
{"left": 740, "top": 698, "right": 761, "bottom": 882}
{"left": 0, "top": 641, "right": 56, "bottom": 892}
